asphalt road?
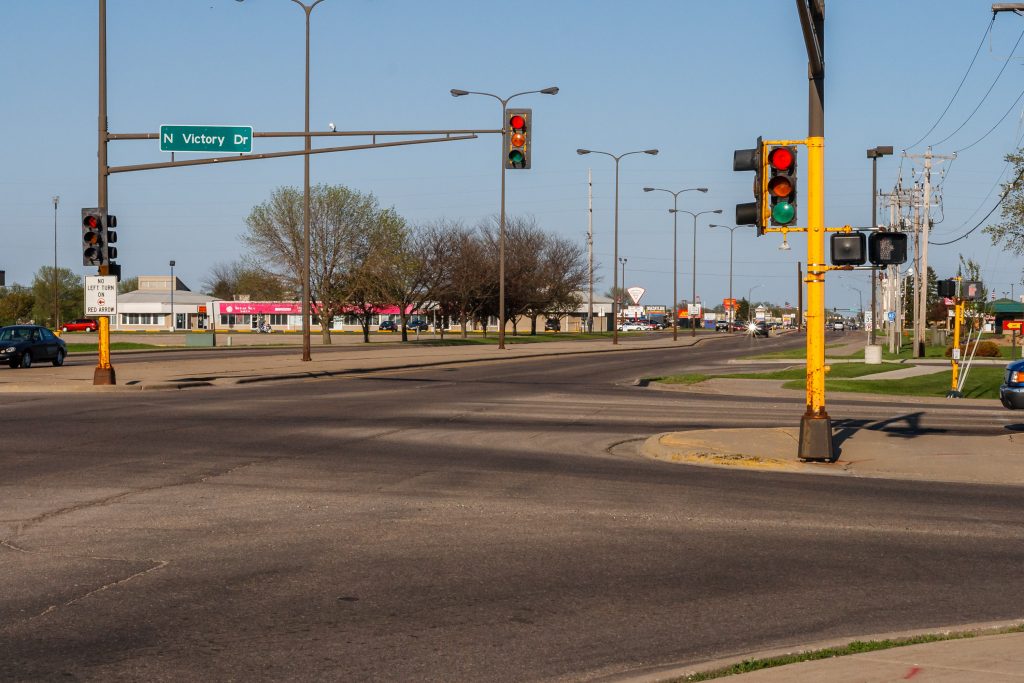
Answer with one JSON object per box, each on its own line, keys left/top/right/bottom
{"left": 2, "top": 334, "right": 1021, "bottom": 681}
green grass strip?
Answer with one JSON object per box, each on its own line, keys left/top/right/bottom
{"left": 781, "top": 365, "right": 1005, "bottom": 399}
{"left": 678, "top": 623, "right": 1024, "bottom": 681}
{"left": 65, "top": 342, "right": 167, "bottom": 352}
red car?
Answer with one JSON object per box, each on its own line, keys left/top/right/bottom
{"left": 61, "top": 318, "right": 98, "bottom": 333}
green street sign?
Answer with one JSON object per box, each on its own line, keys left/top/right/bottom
{"left": 160, "top": 124, "right": 253, "bottom": 153}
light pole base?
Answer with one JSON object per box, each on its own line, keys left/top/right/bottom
{"left": 93, "top": 366, "right": 116, "bottom": 386}
{"left": 798, "top": 413, "right": 834, "bottom": 462}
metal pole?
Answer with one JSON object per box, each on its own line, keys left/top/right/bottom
{"left": 499, "top": 99, "right": 507, "bottom": 349}
{"left": 94, "top": 0, "right": 114, "bottom": 386}
{"left": 170, "top": 260, "right": 175, "bottom": 331}
{"left": 587, "top": 168, "right": 593, "bottom": 333}
{"left": 53, "top": 195, "right": 59, "bottom": 329}
{"left": 299, "top": 2, "right": 320, "bottom": 362}
{"left": 613, "top": 157, "right": 620, "bottom": 345}
{"left": 870, "top": 155, "right": 878, "bottom": 344}
{"left": 672, "top": 198, "right": 678, "bottom": 341}
{"left": 691, "top": 212, "right": 698, "bottom": 337}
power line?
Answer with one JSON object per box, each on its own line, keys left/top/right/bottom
{"left": 930, "top": 25, "right": 1024, "bottom": 148}
{"left": 953, "top": 84, "right": 1024, "bottom": 153}
{"left": 930, "top": 166, "right": 1024, "bottom": 245}
{"left": 904, "top": 18, "right": 993, "bottom": 150}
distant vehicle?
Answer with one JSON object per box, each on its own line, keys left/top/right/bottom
{"left": 544, "top": 318, "right": 561, "bottom": 332}
{"left": 715, "top": 320, "right": 730, "bottom": 331}
{"left": 378, "top": 320, "right": 397, "bottom": 332}
{"left": 407, "top": 319, "right": 429, "bottom": 332}
{"left": 0, "top": 325, "right": 68, "bottom": 368}
{"left": 832, "top": 321, "right": 845, "bottom": 331}
{"left": 618, "top": 321, "right": 642, "bottom": 332}
{"left": 747, "top": 321, "right": 769, "bottom": 337}
{"left": 60, "top": 318, "right": 98, "bottom": 333}
{"left": 1000, "top": 359, "right": 1024, "bottom": 409}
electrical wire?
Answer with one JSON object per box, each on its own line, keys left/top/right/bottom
{"left": 904, "top": 18, "right": 993, "bottom": 150}
{"left": 930, "top": 25, "right": 1024, "bottom": 148}
{"left": 953, "top": 84, "right": 1024, "bottom": 153}
{"left": 929, "top": 165, "right": 1024, "bottom": 245}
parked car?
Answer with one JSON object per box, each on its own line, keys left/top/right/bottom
{"left": 617, "top": 321, "right": 641, "bottom": 332}
{"left": 378, "top": 320, "right": 397, "bottom": 332}
{"left": 715, "top": 320, "right": 730, "bottom": 332}
{"left": 407, "top": 319, "right": 430, "bottom": 332}
{"left": 1000, "top": 359, "right": 1024, "bottom": 409}
{"left": 0, "top": 325, "right": 68, "bottom": 368}
{"left": 60, "top": 318, "right": 98, "bottom": 333}
{"left": 833, "top": 321, "right": 845, "bottom": 331}
{"left": 544, "top": 318, "right": 561, "bottom": 332}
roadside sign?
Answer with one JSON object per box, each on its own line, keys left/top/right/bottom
{"left": 85, "top": 275, "right": 117, "bottom": 317}
{"left": 1005, "top": 320, "right": 1023, "bottom": 331}
{"left": 887, "top": 311, "right": 896, "bottom": 322}
{"left": 160, "top": 124, "right": 253, "bottom": 153}
{"left": 627, "top": 287, "right": 646, "bottom": 305}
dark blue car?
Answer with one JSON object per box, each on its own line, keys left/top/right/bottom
{"left": 1000, "top": 359, "right": 1024, "bottom": 410}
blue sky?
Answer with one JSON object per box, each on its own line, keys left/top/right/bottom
{"left": 4, "top": 0, "right": 1024, "bottom": 313}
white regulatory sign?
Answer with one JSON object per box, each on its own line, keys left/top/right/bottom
{"left": 85, "top": 275, "right": 118, "bottom": 317}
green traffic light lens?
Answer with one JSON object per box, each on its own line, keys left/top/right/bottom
{"left": 772, "top": 202, "right": 795, "bottom": 225}
{"left": 508, "top": 150, "right": 525, "bottom": 164}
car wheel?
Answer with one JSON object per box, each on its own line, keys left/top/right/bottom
{"left": 19, "top": 352, "right": 32, "bottom": 369}
{"left": 52, "top": 349, "right": 65, "bottom": 367}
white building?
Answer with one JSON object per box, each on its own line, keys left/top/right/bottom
{"left": 115, "top": 276, "right": 213, "bottom": 331}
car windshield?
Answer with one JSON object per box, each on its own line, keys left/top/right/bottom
{"left": 0, "top": 327, "right": 32, "bottom": 342}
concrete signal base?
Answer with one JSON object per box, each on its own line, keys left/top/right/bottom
{"left": 798, "top": 413, "right": 835, "bottom": 462}
{"left": 93, "top": 366, "right": 116, "bottom": 386}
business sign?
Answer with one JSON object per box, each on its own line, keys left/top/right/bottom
{"left": 627, "top": 287, "right": 646, "bottom": 305}
{"left": 160, "top": 125, "right": 253, "bottom": 153}
{"left": 689, "top": 303, "right": 702, "bottom": 318}
{"left": 1005, "top": 320, "right": 1023, "bottom": 332}
{"left": 85, "top": 275, "right": 117, "bottom": 317}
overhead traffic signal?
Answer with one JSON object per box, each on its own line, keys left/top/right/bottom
{"left": 81, "top": 208, "right": 118, "bottom": 271}
{"left": 82, "top": 208, "right": 104, "bottom": 267}
{"left": 733, "top": 136, "right": 764, "bottom": 234}
{"left": 767, "top": 145, "right": 797, "bottom": 227}
{"left": 830, "top": 233, "right": 866, "bottom": 266}
{"left": 867, "top": 231, "right": 907, "bottom": 266}
{"left": 505, "top": 108, "right": 531, "bottom": 169}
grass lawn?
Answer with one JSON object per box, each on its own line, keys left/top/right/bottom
{"left": 786, "top": 365, "right": 1005, "bottom": 399}
{"left": 652, "top": 363, "right": 1005, "bottom": 400}
{"left": 409, "top": 332, "right": 612, "bottom": 345}
{"left": 65, "top": 342, "right": 167, "bottom": 352}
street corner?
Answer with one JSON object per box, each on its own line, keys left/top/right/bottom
{"left": 641, "top": 427, "right": 807, "bottom": 472}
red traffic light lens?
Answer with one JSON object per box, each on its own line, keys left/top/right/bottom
{"left": 509, "top": 114, "right": 526, "bottom": 130}
{"left": 83, "top": 215, "right": 99, "bottom": 229}
{"left": 768, "top": 147, "right": 794, "bottom": 171}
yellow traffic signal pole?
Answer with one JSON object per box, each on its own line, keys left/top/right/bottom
{"left": 950, "top": 276, "right": 963, "bottom": 396}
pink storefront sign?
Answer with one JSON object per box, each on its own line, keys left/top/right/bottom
{"left": 219, "top": 302, "right": 303, "bottom": 315}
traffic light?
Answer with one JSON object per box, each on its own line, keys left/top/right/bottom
{"left": 505, "top": 108, "right": 531, "bottom": 169}
{"left": 963, "top": 281, "right": 983, "bottom": 300}
{"left": 733, "top": 136, "right": 764, "bottom": 234}
{"left": 830, "top": 233, "right": 865, "bottom": 266}
{"left": 937, "top": 279, "right": 957, "bottom": 298}
{"left": 104, "top": 214, "right": 118, "bottom": 264}
{"left": 767, "top": 145, "right": 797, "bottom": 227}
{"left": 82, "top": 208, "right": 104, "bottom": 266}
{"left": 867, "top": 231, "right": 908, "bottom": 265}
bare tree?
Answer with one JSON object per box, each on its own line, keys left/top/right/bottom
{"left": 204, "top": 260, "right": 289, "bottom": 301}
{"left": 243, "top": 184, "right": 384, "bottom": 344}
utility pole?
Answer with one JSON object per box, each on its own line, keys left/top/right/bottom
{"left": 903, "top": 148, "right": 954, "bottom": 356}
{"left": 797, "top": 262, "right": 803, "bottom": 331}
{"left": 587, "top": 168, "right": 594, "bottom": 333}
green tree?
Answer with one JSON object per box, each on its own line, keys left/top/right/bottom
{"left": 30, "top": 267, "right": 83, "bottom": 328}
{"left": 118, "top": 276, "right": 138, "bottom": 294}
{"left": 984, "top": 150, "right": 1024, "bottom": 288}
{"left": 243, "top": 184, "right": 389, "bottom": 344}
{"left": 0, "top": 284, "right": 34, "bottom": 325}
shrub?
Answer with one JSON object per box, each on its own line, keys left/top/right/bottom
{"left": 945, "top": 340, "right": 1000, "bottom": 358}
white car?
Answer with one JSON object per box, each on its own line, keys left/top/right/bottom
{"left": 618, "top": 322, "right": 643, "bottom": 331}
{"left": 833, "top": 321, "right": 845, "bottom": 331}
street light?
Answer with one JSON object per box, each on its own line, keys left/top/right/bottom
{"left": 618, "top": 257, "right": 628, "bottom": 323}
{"left": 169, "top": 260, "right": 176, "bottom": 332}
{"left": 709, "top": 223, "right": 740, "bottom": 328}
{"left": 451, "top": 86, "right": 559, "bottom": 349}
{"left": 577, "top": 147, "right": 659, "bottom": 345}
{"left": 669, "top": 208, "right": 723, "bottom": 336}
{"left": 845, "top": 283, "right": 863, "bottom": 325}
{"left": 52, "top": 195, "right": 59, "bottom": 330}
{"left": 644, "top": 186, "right": 708, "bottom": 341}
{"left": 867, "top": 145, "right": 894, "bottom": 345}
{"left": 239, "top": 0, "right": 327, "bottom": 361}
